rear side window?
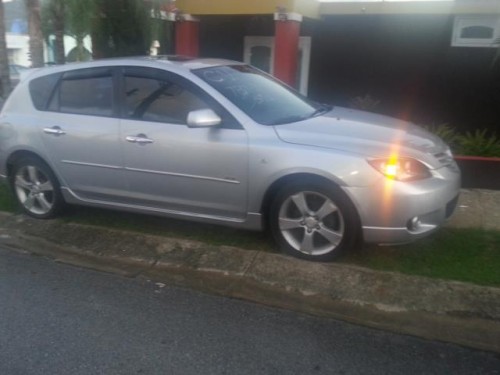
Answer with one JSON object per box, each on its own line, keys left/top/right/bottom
{"left": 29, "top": 73, "right": 61, "bottom": 110}
{"left": 49, "top": 68, "right": 114, "bottom": 117}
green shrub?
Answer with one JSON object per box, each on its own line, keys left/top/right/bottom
{"left": 349, "top": 94, "right": 381, "bottom": 112}
{"left": 423, "top": 123, "right": 459, "bottom": 150}
{"left": 456, "top": 129, "right": 500, "bottom": 158}
{"left": 423, "top": 124, "right": 500, "bottom": 158}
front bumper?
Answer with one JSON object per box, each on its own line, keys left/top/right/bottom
{"left": 344, "top": 163, "right": 461, "bottom": 244}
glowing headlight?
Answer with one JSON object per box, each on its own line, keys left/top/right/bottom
{"left": 368, "top": 157, "right": 431, "bottom": 181}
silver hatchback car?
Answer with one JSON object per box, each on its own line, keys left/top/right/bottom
{"left": 0, "top": 57, "right": 460, "bottom": 261}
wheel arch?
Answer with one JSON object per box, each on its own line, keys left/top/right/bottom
{"left": 6, "top": 150, "right": 53, "bottom": 179}
{"left": 7, "top": 150, "right": 66, "bottom": 219}
{"left": 260, "top": 173, "right": 361, "bottom": 231}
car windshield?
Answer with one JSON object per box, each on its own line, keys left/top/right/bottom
{"left": 193, "top": 65, "right": 330, "bottom": 125}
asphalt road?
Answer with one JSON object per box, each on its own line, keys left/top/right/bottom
{"left": 0, "top": 246, "right": 499, "bottom": 375}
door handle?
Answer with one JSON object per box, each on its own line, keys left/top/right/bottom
{"left": 43, "top": 126, "right": 66, "bottom": 136}
{"left": 126, "top": 134, "right": 154, "bottom": 145}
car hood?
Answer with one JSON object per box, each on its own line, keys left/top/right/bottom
{"left": 273, "top": 106, "right": 451, "bottom": 168}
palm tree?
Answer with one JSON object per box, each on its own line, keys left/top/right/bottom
{"left": 39, "top": 0, "right": 170, "bottom": 64}
{"left": 25, "top": 0, "right": 44, "bottom": 67}
{"left": 58, "top": 0, "right": 150, "bottom": 61}
{"left": 43, "top": 0, "right": 65, "bottom": 64}
{"left": 0, "top": 0, "right": 11, "bottom": 99}
{"left": 92, "top": 0, "right": 151, "bottom": 58}
{"left": 64, "top": 0, "right": 96, "bottom": 61}
{"left": 91, "top": 0, "right": 166, "bottom": 58}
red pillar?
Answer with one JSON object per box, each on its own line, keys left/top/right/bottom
{"left": 175, "top": 16, "right": 199, "bottom": 57}
{"left": 273, "top": 12, "right": 302, "bottom": 87}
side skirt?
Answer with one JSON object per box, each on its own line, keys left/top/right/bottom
{"left": 61, "top": 187, "right": 263, "bottom": 231}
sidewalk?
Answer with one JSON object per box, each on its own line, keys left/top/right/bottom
{"left": 0, "top": 188, "right": 499, "bottom": 353}
{"left": 446, "top": 189, "right": 500, "bottom": 230}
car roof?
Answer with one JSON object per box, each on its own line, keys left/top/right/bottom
{"left": 21, "top": 55, "right": 244, "bottom": 82}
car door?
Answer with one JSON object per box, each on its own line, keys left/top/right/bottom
{"left": 119, "top": 66, "right": 249, "bottom": 220}
{"left": 37, "top": 67, "right": 126, "bottom": 202}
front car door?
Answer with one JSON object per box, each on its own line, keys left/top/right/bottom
{"left": 119, "top": 66, "right": 249, "bottom": 221}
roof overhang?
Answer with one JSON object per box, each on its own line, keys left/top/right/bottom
{"left": 319, "top": 1, "right": 500, "bottom": 16}
{"left": 171, "top": 1, "right": 500, "bottom": 18}
{"left": 175, "top": 0, "right": 321, "bottom": 19}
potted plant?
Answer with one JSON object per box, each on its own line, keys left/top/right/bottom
{"left": 425, "top": 124, "right": 500, "bottom": 190}
{"left": 453, "top": 129, "right": 500, "bottom": 190}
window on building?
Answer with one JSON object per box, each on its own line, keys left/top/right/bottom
{"left": 452, "top": 16, "right": 500, "bottom": 47}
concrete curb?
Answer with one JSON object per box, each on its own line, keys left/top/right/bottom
{"left": 0, "top": 212, "right": 499, "bottom": 353}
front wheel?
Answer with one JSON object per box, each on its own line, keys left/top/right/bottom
{"left": 270, "top": 183, "right": 359, "bottom": 261}
{"left": 10, "top": 157, "right": 65, "bottom": 219}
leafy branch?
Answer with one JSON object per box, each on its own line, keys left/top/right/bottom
{"left": 424, "top": 124, "right": 500, "bottom": 158}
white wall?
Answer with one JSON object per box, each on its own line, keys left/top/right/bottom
{"left": 6, "top": 33, "right": 30, "bottom": 66}
{"left": 6, "top": 33, "right": 93, "bottom": 67}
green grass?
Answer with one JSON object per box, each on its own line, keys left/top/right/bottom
{"left": 65, "top": 205, "right": 276, "bottom": 251}
{"left": 0, "top": 183, "right": 275, "bottom": 251}
{"left": 0, "top": 184, "right": 17, "bottom": 212}
{"left": 1, "top": 183, "right": 499, "bottom": 287}
{"left": 341, "top": 228, "right": 500, "bottom": 287}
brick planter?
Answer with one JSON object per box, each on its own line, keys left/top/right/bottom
{"left": 454, "top": 156, "right": 500, "bottom": 190}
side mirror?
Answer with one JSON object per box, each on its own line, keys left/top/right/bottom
{"left": 187, "top": 109, "right": 222, "bottom": 128}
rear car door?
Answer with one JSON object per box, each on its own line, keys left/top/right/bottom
{"left": 36, "top": 67, "right": 126, "bottom": 202}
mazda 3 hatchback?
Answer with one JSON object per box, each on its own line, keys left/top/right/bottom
{"left": 0, "top": 57, "right": 460, "bottom": 261}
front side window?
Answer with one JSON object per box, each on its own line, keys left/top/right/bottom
{"left": 193, "top": 65, "right": 325, "bottom": 125}
{"left": 123, "top": 70, "right": 209, "bottom": 125}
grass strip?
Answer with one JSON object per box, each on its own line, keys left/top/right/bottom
{"left": 0, "top": 184, "right": 498, "bottom": 287}
{"left": 342, "top": 228, "right": 500, "bottom": 287}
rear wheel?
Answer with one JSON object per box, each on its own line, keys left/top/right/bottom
{"left": 270, "top": 183, "right": 358, "bottom": 261}
{"left": 10, "top": 157, "right": 64, "bottom": 219}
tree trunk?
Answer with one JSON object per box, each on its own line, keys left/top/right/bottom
{"left": 51, "top": 0, "right": 65, "bottom": 64}
{"left": 0, "top": 0, "right": 11, "bottom": 98}
{"left": 76, "top": 36, "right": 85, "bottom": 61}
{"left": 90, "top": 0, "right": 105, "bottom": 60}
{"left": 25, "top": 0, "right": 44, "bottom": 67}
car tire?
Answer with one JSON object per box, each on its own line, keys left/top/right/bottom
{"left": 10, "top": 157, "right": 65, "bottom": 219}
{"left": 270, "top": 182, "right": 359, "bottom": 262}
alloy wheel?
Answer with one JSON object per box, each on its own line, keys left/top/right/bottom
{"left": 278, "top": 191, "right": 345, "bottom": 256}
{"left": 14, "top": 165, "right": 55, "bottom": 216}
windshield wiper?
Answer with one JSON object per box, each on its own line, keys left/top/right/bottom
{"left": 266, "top": 104, "right": 333, "bottom": 125}
{"left": 309, "top": 104, "right": 333, "bottom": 118}
{"left": 267, "top": 115, "right": 307, "bottom": 125}
{"left": 267, "top": 104, "right": 334, "bottom": 125}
